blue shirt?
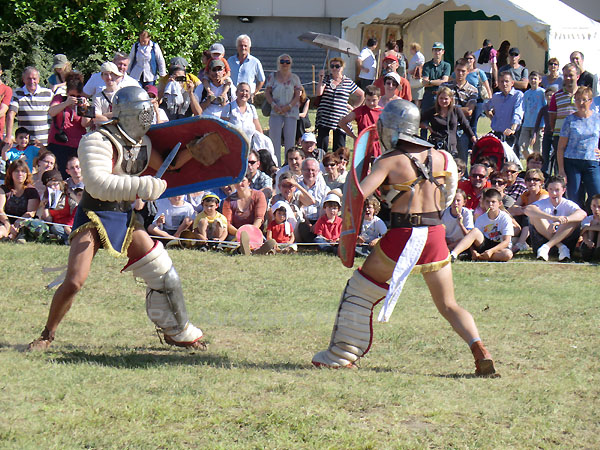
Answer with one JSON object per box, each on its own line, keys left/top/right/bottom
{"left": 227, "top": 54, "right": 265, "bottom": 94}
{"left": 560, "top": 112, "right": 600, "bottom": 161}
{"left": 522, "top": 87, "right": 546, "bottom": 128}
{"left": 485, "top": 88, "right": 524, "bottom": 132}
{"left": 466, "top": 69, "right": 487, "bottom": 89}
{"left": 5, "top": 145, "right": 40, "bottom": 171}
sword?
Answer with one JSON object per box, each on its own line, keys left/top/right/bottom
{"left": 155, "top": 142, "right": 182, "bottom": 179}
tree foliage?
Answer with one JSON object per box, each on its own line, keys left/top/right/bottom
{"left": 0, "top": 0, "right": 221, "bottom": 87}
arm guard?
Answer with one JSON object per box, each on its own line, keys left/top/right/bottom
{"left": 78, "top": 132, "right": 166, "bottom": 202}
{"left": 439, "top": 150, "right": 458, "bottom": 210}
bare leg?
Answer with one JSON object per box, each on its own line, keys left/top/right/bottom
{"left": 450, "top": 228, "right": 484, "bottom": 257}
{"left": 127, "top": 227, "right": 157, "bottom": 260}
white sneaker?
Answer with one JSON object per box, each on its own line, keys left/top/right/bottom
{"left": 513, "top": 242, "right": 529, "bottom": 253}
{"left": 537, "top": 244, "right": 550, "bottom": 261}
{"left": 558, "top": 245, "right": 571, "bottom": 262}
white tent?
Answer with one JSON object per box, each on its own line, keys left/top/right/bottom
{"left": 342, "top": 0, "right": 600, "bottom": 80}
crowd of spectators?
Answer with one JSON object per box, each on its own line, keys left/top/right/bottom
{"left": 0, "top": 30, "right": 598, "bottom": 262}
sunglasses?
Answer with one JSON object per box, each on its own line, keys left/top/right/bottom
{"left": 211, "top": 67, "right": 224, "bottom": 72}
{"left": 549, "top": 63, "right": 559, "bottom": 66}
{"left": 525, "top": 178, "right": 542, "bottom": 182}
{"left": 471, "top": 173, "right": 486, "bottom": 179}
{"left": 325, "top": 163, "right": 337, "bottom": 167}
{"left": 330, "top": 64, "right": 342, "bottom": 69}
{"left": 490, "top": 179, "right": 506, "bottom": 185}
{"left": 279, "top": 59, "right": 291, "bottom": 65}
{"left": 248, "top": 160, "right": 259, "bottom": 165}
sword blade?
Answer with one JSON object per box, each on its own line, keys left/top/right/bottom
{"left": 155, "top": 142, "right": 182, "bottom": 179}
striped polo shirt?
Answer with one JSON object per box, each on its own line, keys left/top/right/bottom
{"left": 316, "top": 75, "right": 358, "bottom": 129}
{"left": 9, "top": 85, "right": 53, "bottom": 145}
{"left": 548, "top": 89, "right": 577, "bottom": 137}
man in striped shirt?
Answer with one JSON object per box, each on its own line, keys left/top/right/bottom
{"left": 5, "top": 66, "right": 53, "bottom": 146}
{"left": 548, "top": 63, "right": 579, "bottom": 155}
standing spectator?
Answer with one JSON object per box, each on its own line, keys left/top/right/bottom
{"left": 458, "top": 163, "right": 489, "bottom": 210}
{"left": 518, "top": 71, "right": 546, "bottom": 157}
{"left": 315, "top": 57, "right": 364, "bottom": 152}
{"left": 83, "top": 53, "right": 140, "bottom": 97}
{"left": 533, "top": 86, "right": 558, "bottom": 175}
{"left": 407, "top": 42, "right": 425, "bottom": 106}
{"left": 525, "top": 175, "right": 586, "bottom": 261}
{"left": 227, "top": 34, "right": 265, "bottom": 101}
{"left": 313, "top": 192, "right": 343, "bottom": 253}
{"left": 0, "top": 64, "right": 13, "bottom": 140}
{"left": 484, "top": 71, "right": 524, "bottom": 149}
{"left": 421, "top": 42, "right": 451, "bottom": 114}
{"left": 379, "top": 73, "right": 402, "bottom": 108}
{"left": 464, "top": 51, "right": 492, "bottom": 135}
{"left": 445, "top": 58, "right": 478, "bottom": 118}
{"left": 164, "top": 65, "right": 201, "bottom": 120}
{"left": 570, "top": 51, "right": 597, "bottom": 95}
{"left": 264, "top": 54, "right": 301, "bottom": 165}
{"left": 503, "top": 162, "right": 527, "bottom": 202}
{"left": 339, "top": 85, "right": 383, "bottom": 156}
{"left": 128, "top": 30, "right": 167, "bottom": 87}
{"left": 295, "top": 86, "right": 311, "bottom": 142}
{"left": 47, "top": 72, "right": 88, "bottom": 177}
{"left": 373, "top": 55, "right": 411, "bottom": 101}
{"left": 5, "top": 67, "right": 53, "bottom": 146}
{"left": 357, "top": 38, "right": 378, "bottom": 90}
{"left": 557, "top": 86, "right": 600, "bottom": 208}
{"left": 90, "top": 62, "right": 122, "bottom": 124}
{"left": 144, "top": 84, "right": 168, "bottom": 124}
{"left": 548, "top": 63, "right": 579, "bottom": 163}
{"left": 498, "top": 48, "right": 529, "bottom": 91}
{"left": 496, "top": 40, "right": 511, "bottom": 70}
{"left": 221, "top": 82, "right": 263, "bottom": 140}
{"left": 194, "top": 59, "right": 236, "bottom": 118}
{"left": 297, "top": 157, "right": 330, "bottom": 242}
{"left": 473, "top": 39, "right": 498, "bottom": 88}
{"left": 65, "top": 156, "right": 84, "bottom": 192}
{"left": 0, "top": 160, "right": 39, "bottom": 241}
{"left": 222, "top": 173, "right": 267, "bottom": 237}
{"left": 246, "top": 149, "right": 273, "bottom": 199}
{"left": 541, "top": 58, "right": 563, "bottom": 91}
{"left": 48, "top": 54, "right": 71, "bottom": 94}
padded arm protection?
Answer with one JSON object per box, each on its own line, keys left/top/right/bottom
{"left": 440, "top": 150, "right": 458, "bottom": 209}
{"left": 78, "top": 132, "right": 166, "bottom": 202}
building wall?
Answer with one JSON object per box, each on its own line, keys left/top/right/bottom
{"left": 216, "top": 0, "right": 373, "bottom": 18}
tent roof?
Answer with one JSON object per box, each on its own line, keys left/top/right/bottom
{"left": 342, "top": 0, "right": 600, "bottom": 33}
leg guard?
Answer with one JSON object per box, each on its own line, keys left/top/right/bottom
{"left": 470, "top": 341, "right": 497, "bottom": 377}
{"left": 123, "top": 241, "right": 204, "bottom": 347}
{"left": 312, "top": 269, "right": 388, "bottom": 368}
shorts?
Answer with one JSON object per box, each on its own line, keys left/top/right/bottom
{"left": 475, "top": 237, "right": 499, "bottom": 253}
{"left": 375, "top": 224, "right": 450, "bottom": 274}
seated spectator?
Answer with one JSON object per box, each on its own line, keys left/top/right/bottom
{"left": 502, "top": 162, "right": 526, "bottom": 201}
{"left": 322, "top": 152, "right": 346, "bottom": 191}
{"left": 299, "top": 132, "right": 324, "bottom": 162}
{"left": 442, "top": 189, "right": 474, "bottom": 250}
{"left": 147, "top": 195, "right": 196, "bottom": 243}
{"left": 268, "top": 171, "right": 314, "bottom": 231}
{"left": 2, "top": 127, "right": 40, "bottom": 171}
{"left": 222, "top": 82, "right": 263, "bottom": 141}
{"left": 31, "top": 150, "right": 57, "bottom": 198}
{"left": 222, "top": 173, "right": 267, "bottom": 237}
{"left": 274, "top": 147, "right": 305, "bottom": 192}
{"left": 519, "top": 152, "right": 544, "bottom": 179}
{"left": 458, "top": 163, "right": 489, "bottom": 210}
{"left": 313, "top": 192, "right": 342, "bottom": 253}
{"left": 450, "top": 188, "right": 514, "bottom": 262}
{"left": 489, "top": 171, "right": 515, "bottom": 209}
{"left": 297, "top": 157, "right": 330, "bottom": 242}
{"left": 246, "top": 149, "right": 273, "bottom": 199}
{"left": 185, "top": 191, "right": 205, "bottom": 213}
{"left": 579, "top": 194, "right": 600, "bottom": 261}
{"left": 525, "top": 175, "right": 586, "bottom": 261}
{"left": 36, "top": 169, "right": 76, "bottom": 244}
{"left": 0, "top": 160, "right": 40, "bottom": 241}
{"left": 509, "top": 168, "right": 548, "bottom": 253}
{"left": 267, "top": 201, "right": 296, "bottom": 253}
{"left": 356, "top": 196, "right": 387, "bottom": 257}
{"left": 338, "top": 85, "right": 382, "bottom": 156}
{"left": 258, "top": 148, "right": 278, "bottom": 178}
{"left": 64, "top": 156, "right": 84, "bottom": 192}
{"left": 190, "top": 193, "right": 228, "bottom": 247}
{"left": 335, "top": 146, "right": 351, "bottom": 179}
{"left": 455, "top": 157, "right": 467, "bottom": 180}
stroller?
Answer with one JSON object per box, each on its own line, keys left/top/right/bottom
{"left": 470, "top": 133, "right": 521, "bottom": 172}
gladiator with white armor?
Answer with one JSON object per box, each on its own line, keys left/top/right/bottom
{"left": 312, "top": 99, "right": 497, "bottom": 376}
{"left": 28, "top": 86, "right": 205, "bottom": 350}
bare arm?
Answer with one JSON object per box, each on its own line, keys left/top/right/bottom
{"left": 4, "top": 110, "right": 16, "bottom": 144}
{"left": 338, "top": 111, "right": 357, "bottom": 139}
{"left": 359, "top": 158, "right": 390, "bottom": 198}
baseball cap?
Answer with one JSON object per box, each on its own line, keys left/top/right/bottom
{"left": 202, "top": 193, "right": 220, "bottom": 204}
{"left": 209, "top": 43, "right": 225, "bottom": 55}
{"left": 301, "top": 132, "right": 317, "bottom": 143}
{"left": 384, "top": 72, "right": 401, "bottom": 85}
{"left": 100, "top": 61, "right": 123, "bottom": 77}
{"left": 169, "top": 57, "right": 189, "bottom": 69}
{"left": 509, "top": 47, "right": 520, "bottom": 56}
{"left": 52, "top": 54, "right": 69, "bottom": 70}
{"left": 383, "top": 54, "right": 399, "bottom": 63}
{"left": 432, "top": 42, "right": 445, "bottom": 50}
{"left": 144, "top": 84, "right": 159, "bottom": 98}
{"left": 209, "top": 58, "right": 225, "bottom": 70}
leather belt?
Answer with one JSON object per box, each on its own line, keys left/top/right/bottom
{"left": 79, "top": 190, "right": 132, "bottom": 213}
{"left": 390, "top": 211, "right": 442, "bottom": 228}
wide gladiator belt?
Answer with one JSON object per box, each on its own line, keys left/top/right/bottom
{"left": 390, "top": 211, "right": 442, "bottom": 228}
{"left": 79, "top": 190, "right": 132, "bottom": 213}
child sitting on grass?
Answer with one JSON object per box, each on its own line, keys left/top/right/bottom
{"left": 2, "top": 127, "right": 41, "bottom": 172}
{"left": 267, "top": 201, "right": 296, "bottom": 253}
{"left": 579, "top": 194, "right": 600, "bottom": 261}
{"left": 313, "top": 193, "right": 342, "bottom": 254}
{"left": 442, "top": 189, "right": 473, "bottom": 251}
{"left": 189, "top": 193, "right": 228, "bottom": 248}
{"left": 36, "top": 169, "right": 77, "bottom": 244}
{"left": 450, "top": 188, "right": 514, "bottom": 262}
{"left": 148, "top": 195, "right": 196, "bottom": 245}
{"left": 356, "top": 196, "right": 387, "bottom": 257}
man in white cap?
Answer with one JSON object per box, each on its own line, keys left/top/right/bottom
{"left": 193, "top": 59, "right": 236, "bottom": 118}
{"left": 87, "top": 62, "right": 124, "bottom": 125}
{"left": 83, "top": 52, "right": 140, "bottom": 97}
{"left": 300, "top": 132, "right": 324, "bottom": 162}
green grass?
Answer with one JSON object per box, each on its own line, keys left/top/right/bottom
{"left": 1, "top": 242, "right": 599, "bottom": 448}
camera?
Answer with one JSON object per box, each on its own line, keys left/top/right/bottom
{"left": 76, "top": 100, "right": 96, "bottom": 119}
{"left": 174, "top": 76, "right": 186, "bottom": 82}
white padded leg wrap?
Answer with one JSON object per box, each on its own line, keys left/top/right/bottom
{"left": 123, "top": 242, "right": 203, "bottom": 342}
{"left": 313, "top": 270, "right": 388, "bottom": 367}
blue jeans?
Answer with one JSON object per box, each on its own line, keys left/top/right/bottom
{"left": 314, "top": 235, "right": 337, "bottom": 253}
{"left": 564, "top": 157, "right": 600, "bottom": 209}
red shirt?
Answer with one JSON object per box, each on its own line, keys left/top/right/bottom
{"left": 374, "top": 75, "right": 412, "bottom": 101}
{"left": 313, "top": 215, "right": 342, "bottom": 241}
{"left": 458, "top": 179, "right": 490, "bottom": 210}
{"left": 353, "top": 104, "right": 382, "bottom": 157}
{"left": 267, "top": 221, "right": 293, "bottom": 243}
{"left": 0, "top": 84, "right": 13, "bottom": 138}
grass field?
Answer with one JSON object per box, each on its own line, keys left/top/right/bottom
{"left": 1, "top": 242, "right": 599, "bottom": 448}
